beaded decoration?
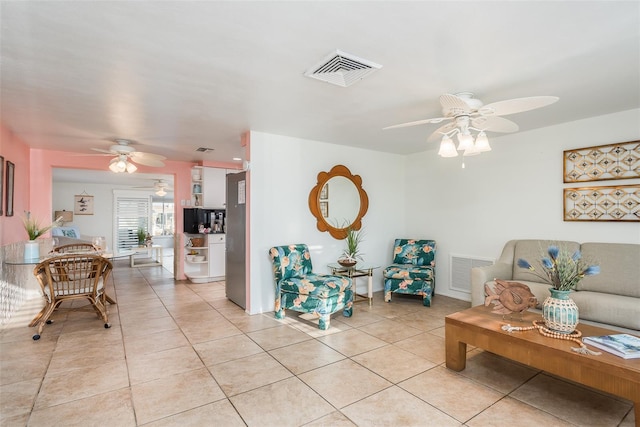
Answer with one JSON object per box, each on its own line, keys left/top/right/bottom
{"left": 502, "top": 320, "right": 601, "bottom": 355}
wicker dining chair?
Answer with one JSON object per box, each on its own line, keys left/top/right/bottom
{"left": 52, "top": 243, "right": 119, "bottom": 305}
{"left": 52, "top": 242, "right": 99, "bottom": 253}
{"left": 30, "top": 253, "right": 113, "bottom": 340}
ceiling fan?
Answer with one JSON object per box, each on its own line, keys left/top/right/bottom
{"left": 133, "top": 179, "right": 174, "bottom": 196}
{"left": 383, "top": 92, "right": 559, "bottom": 158}
{"left": 91, "top": 139, "right": 167, "bottom": 173}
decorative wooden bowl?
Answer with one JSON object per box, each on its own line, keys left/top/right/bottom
{"left": 337, "top": 259, "right": 357, "bottom": 267}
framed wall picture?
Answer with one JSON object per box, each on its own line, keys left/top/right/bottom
{"left": 74, "top": 194, "right": 94, "bottom": 215}
{"left": 320, "top": 201, "right": 329, "bottom": 218}
{"left": 0, "top": 156, "right": 4, "bottom": 216}
{"left": 564, "top": 184, "right": 640, "bottom": 222}
{"left": 5, "top": 161, "right": 14, "bottom": 217}
{"left": 563, "top": 140, "right": 640, "bottom": 183}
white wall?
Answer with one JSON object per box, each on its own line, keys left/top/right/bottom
{"left": 52, "top": 183, "right": 117, "bottom": 249}
{"left": 406, "top": 108, "right": 640, "bottom": 301}
{"left": 246, "top": 110, "right": 639, "bottom": 314}
{"left": 52, "top": 182, "right": 158, "bottom": 251}
{"left": 248, "top": 132, "right": 406, "bottom": 314}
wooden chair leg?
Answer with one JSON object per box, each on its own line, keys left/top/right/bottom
{"left": 32, "top": 302, "right": 58, "bottom": 340}
{"left": 28, "top": 304, "right": 49, "bottom": 327}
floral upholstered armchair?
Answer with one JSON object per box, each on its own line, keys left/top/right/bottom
{"left": 383, "top": 239, "right": 436, "bottom": 307}
{"left": 269, "top": 244, "right": 353, "bottom": 330}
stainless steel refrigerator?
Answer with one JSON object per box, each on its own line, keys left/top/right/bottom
{"left": 225, "top": 171, "right": 246, "bottom": 309}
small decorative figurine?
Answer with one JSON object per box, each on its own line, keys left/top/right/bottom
{"left": 484, "top": 279, "right": 537, "bottom": 315}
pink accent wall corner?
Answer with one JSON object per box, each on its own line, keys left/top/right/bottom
{"left": 0, "top": 125, "right": 31, "bottom": 245}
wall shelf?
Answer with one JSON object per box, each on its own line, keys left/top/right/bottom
{"left": 183, "top": 233, "right": 226, "bottom": 283}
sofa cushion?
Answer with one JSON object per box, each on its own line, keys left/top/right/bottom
{"left": 577, "top": 243, "right": 640, "bottom": 298}
{"left": 512, "top": 240, "right": 580, "bottom": 282}
{"left": 570, "top": 291, "right": 640, "bottom": 331}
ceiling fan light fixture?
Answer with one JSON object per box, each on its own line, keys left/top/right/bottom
{"left": 155, "top": 188, "right": 167, "bottom": 196}
{"left": 109, "top": 157, "right": 126, "bottom": 173}
{"left": 108, "top": 155, "right": 137, "bottom": 173}
{"left": 474, "top": 131, "right": 491, "bottom": 152}
{"left": 438, "top": 135, "right": 458, "bottom": 157}
{"left": 457, "top": 133, "right": 474, "bottom": 151}
{"left": 385, "top": 91, "right": 558, "bottom": 162}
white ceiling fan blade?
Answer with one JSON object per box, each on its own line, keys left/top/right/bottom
{"left": 129, "top": 154, "right": 165, "bottom": 167}
{"left": 439, "top": 93, "right": 472, "bottom": 116}
{"left": 479, "top": 96, "right": 559, "bottom": 116}
{"left": 130, "top": 151, "right": 166, "bottom": 161}
{"left": 72, "top": 152, "right": 111, "bottom": 157}
{"left": 427, "top": 122, "right": 457, "bottom": 143}
{"left": 90, "top": 148, "right": 115, "bottom": 154}
{"left": 383, "top": 116, "right": 449, "bottom": 130}
{"left": 129, "top": 158, "right": 165, "bottom": 167}
{"left": 471, "top": 116, "right": 519, "bottom": 133}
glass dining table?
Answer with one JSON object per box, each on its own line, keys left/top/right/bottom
{"left": 3, "top": 247, "right": 135, "bottom": 306}
{"left": 3, "top": 249, "right": 135, "bottom": 266}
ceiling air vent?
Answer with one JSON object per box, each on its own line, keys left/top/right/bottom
{"left": 196, "top": 147, "right": 214, "bottom": 153}
{"left": 304, "top": 49, "right": 382, "bottom": 87}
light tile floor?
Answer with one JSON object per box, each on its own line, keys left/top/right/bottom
{"left": 0, "top": 261, "right": 635, "bottom": 426}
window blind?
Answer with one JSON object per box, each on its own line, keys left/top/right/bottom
{"left": 115, "top": 196, "right": 150, "bottom": 250}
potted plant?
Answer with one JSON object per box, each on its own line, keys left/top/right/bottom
{"left": 137, "top": 228, "right": 146, "bottom": 246}
{"left": 338, "top": 226, "right": 364, "bottom": 267}
{"left": 517, "top": 245, "right": 599, "bottom": 333}
{"left": 22, "top": 211, "right": 62, "bottom": 260}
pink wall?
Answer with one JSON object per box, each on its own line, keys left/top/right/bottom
{"left": 29, "top": 148, "right": 196, "bottom": 279}
{"left": 0, "top": 125, "right": 32, "bottom": 245}
{"left": 1, "top": 121, "right": 243, "bottom": 281}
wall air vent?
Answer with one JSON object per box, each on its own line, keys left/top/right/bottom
{"left": 196, "top": 147, "right": 215, "bottom": 153}
{"left": 304, "top": 49, "right": 382, "bottom": 87}
{"left": 450, "top": 254, "right": 495, "bottom": 294}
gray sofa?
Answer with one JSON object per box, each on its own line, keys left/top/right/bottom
{"left": 471, "top": 240, "right": 640, "bottom": 332}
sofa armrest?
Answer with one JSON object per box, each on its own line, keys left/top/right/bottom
{"left": 470, "top": 262, "right": 513, "bottom": 306}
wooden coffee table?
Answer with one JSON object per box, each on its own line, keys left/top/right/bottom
{"left": 445, "top": 305, "right": 640, "bottom": 426}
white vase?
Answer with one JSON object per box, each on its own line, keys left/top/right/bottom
{"left": 24, "top": 240, "right": 40, "bottom": 261}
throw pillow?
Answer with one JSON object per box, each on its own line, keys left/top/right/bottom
{"left": 62, "top": 229, "right": 78, "bottom": 238}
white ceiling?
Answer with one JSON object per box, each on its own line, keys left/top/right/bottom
{"left": 2, "top": 1, "right": 639, "bottom": 171}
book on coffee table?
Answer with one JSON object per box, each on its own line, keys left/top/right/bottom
{"left": 582, "top": 334, "right": 640, "bottom": 359}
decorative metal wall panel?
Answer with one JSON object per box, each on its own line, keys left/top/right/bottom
{"left": 563, "top": 141, "right": 640, "bottom": 183}
{"left": 564, "top": 184, "right": 640, "bottom": 222}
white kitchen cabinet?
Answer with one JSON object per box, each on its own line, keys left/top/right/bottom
{"left": 208, "top": 234, "right": 226, "bottom": 280}
{"left": 202, "top": 167, "right": 226, "bottom": 209}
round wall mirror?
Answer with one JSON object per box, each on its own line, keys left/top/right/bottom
{"left": 308, "top": 164, "right": 369, "bottom": 239}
